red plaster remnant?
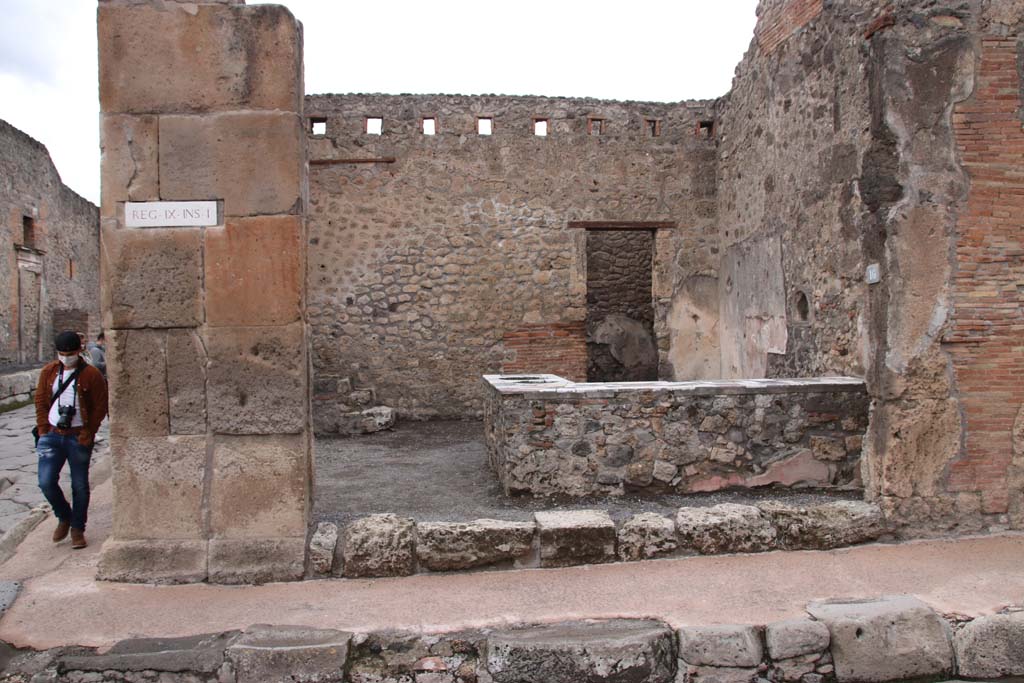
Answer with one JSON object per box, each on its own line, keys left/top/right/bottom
{"left": 944, "top": 37, "right": 1024, "bottom": 514}
{"left": 501, "top": 322, "right": 587, "bottom": 382}
{"left": 863, "top": 7, "right": 896, "bottom": 40}
{"left": 755, "top": 0, "right": 824, "bottom": 55}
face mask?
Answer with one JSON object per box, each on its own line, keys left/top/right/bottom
{"left": 59, "top": 354, "right": 79, "bottom": 367}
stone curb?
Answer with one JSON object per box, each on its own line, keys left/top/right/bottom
{"left": 310, "top": 500, "right": 889, "bottom": 579}
{"left": 0, "top": 506, "right": 48, "bottom": 567}
{"left": 4, "top": 599, "right": 1021, "bottom": 682}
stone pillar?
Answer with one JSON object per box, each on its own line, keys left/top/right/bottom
{"left": 96, "top": 0, "right": 310, "bottom": 583}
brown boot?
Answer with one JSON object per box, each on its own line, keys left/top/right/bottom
{"left": 70, "top": 528, "right": 87, "bottom": 550}
{"left": 52, "top": 520, "right": 70, "bottom": 543}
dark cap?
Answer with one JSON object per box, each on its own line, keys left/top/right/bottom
{"left": 54, "top": 330, "right": 82, "bottom": 353}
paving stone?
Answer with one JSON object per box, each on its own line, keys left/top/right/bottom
{"left": 675, "top": 664, "right": 760, "bottom": 683}
{"left": 676, "top": 504, "right": 777, "bottom": 554}
{"left": 487, "top": 619, "right": 676, "bottom": 683}
{"left": 309, "top": 522, "right": 339, "bottom": 576}
{"left": 59, "top": 631, "right": 238, "bottom": 673}
{"left": 342, "top": 514, "right": 415, "bottom": 578}
{"left": 758, "top": 501, "right": 886, "bottom": 550}
{"left": 535, "top": 510, "right": 616, "bottom": 568}
{"left": 617, "top": 512, "right": 679, "bottom": 561}
{"left": 806, "top": 596, "right": 953, "bottom": 682}
{"left": 227, "top": 624, "right": 351, "bottom": 683}
{"left": 678, "top": 625, "right": 763, "bottom": 667}
{"left": 953, "top": 612, "right": 1024, "bottom": 679}
{"left": 0, "top": 499, "right": 29, "bottom": 517}
{"left": 765, "top": 619, "right": 830, "bottom": 660}
{"left": 0, "top": 581, "right": 20, "bottom": 616}
{"left": 416, "top": 519, "right": 534, "bottom": 571}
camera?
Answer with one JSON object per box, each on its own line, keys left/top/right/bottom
{"left": 56, "top": 405, "right": 76, "bottom": 429}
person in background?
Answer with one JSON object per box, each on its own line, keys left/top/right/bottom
{"left": 34, "top": 331, "right": 108, "bottom": 550}
{"left": 87, "top": 331, "right": 106, "bottom": 378}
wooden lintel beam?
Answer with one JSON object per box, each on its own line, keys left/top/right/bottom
{"left": 310, "top": 157, "right": 397, "bottom": 166}
{"left": 566, "top": 221, "right": 676, "bottom": 230}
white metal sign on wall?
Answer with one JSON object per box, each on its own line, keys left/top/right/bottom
{"left": 124, "top": 201, "right": 219, "bottom": 228}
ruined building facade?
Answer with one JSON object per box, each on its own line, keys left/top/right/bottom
{"left": 94, "top": 0, "right": 1022, "bottom": 583}
{"left": 305, "top": 0, "right": 1024, "bottom": 534}
{"left": 0, "top": 120, "right": 100, "bottom": 366}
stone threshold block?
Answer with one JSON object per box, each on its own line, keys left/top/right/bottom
{"left": 953, "top": 611, "right": 1024, "bottom": 679}
{"left": 227, "top": 624, "right": 352, "bottom": 683}
{"left": 97, "top": 539, "right": 208, "bottom": 584}
{"left": 535, "top": 510, "right": 616, "bottom": 568}
{"left": 617, "top": 512, "right": 678, "bottom": 561}
{"left": 678, "top": 624, "right": 763, "bottom": 668}
{"left": 342, "top": 513, "right": 415, "bottom": 578}
{"left": 807, "top": 595, "right": 954, "bottom": 682}
{"left": 676, "top": 503, "right": 777, "bottom": 554}
{"left": 416, "top": 519, "right": 534, "bottom": 571}
{"left": 758, "top": 500, "right": 887, "bottom": 550}
{"left": 308, "top": 521, "right": 339, "bottom": 576}
{"left": 59, "top": 631, "right": 238, "bottom": 677}
{"left": 487, "top": 619, "right": 677, "bottom": 683}
{"left": 207, "top": 538, "right": 305, "bottom": 585}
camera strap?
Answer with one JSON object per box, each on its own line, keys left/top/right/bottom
{"left": 50, "top": 366, "right": 82, "bottom": 409}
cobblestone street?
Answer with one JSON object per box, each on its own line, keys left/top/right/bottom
{"left": 0, "top": 404, "right": 109, "bottom": 535}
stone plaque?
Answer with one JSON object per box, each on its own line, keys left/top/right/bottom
{"left": 125, "top": 201, "right": 219, "bottom": 228}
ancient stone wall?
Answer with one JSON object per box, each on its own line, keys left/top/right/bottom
{"left": 0, "top": 119, "right": 99, "bottom": 366}
{"left": 715, "top": 0, "right": 872, "bottom": 380}
{"left": 718, "top": 0, "right": 1024, "bottom": 533}
{"left": 305, "top": 94, "right": 719, "bottom": 421}
{"left": 96, "top": 0, "right": 312, "bottom": 584}
{"left": 484, "top": 375, "right": 867, "bottom": 497}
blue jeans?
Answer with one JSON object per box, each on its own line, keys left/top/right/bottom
{"left": 37, "top": 432, "right": 92, "bottom": 530}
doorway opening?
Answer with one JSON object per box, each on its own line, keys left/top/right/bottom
{"left": 585, "top": 228, "right": 658, "bottom": 382}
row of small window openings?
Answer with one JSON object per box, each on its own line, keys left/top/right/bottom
{"left": 309, "top": 117, "right": 715, "bottom": 138}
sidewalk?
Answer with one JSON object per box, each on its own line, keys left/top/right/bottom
{"left": 0, "top": 457, "right": 1022, "bottom": 651}
{"left": 0, "top": 404, "right": 109, "bottom": 537}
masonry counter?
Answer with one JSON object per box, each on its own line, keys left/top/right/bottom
{"left": 483, "top": 374, "right": 869, "bottom": 497}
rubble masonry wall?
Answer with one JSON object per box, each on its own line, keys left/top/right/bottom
{"left": 305, "top": 94, "right": 719, "bottom": 422}
{"left": 719, "top": 0, "right": 1024, "bottom": 533}
{"left": 0, "top": 120, "right": 99, "bottom": 366}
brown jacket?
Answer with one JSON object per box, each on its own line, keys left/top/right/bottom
{"left": 34, "top": 360, "right": 108, "bottom": 447}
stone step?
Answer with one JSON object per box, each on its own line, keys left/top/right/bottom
{"left": 306, "top": 500, "right": 888, "bottom": 580}
{"left": 486, "top": 619, "right": 676, "bottom": 683}
{"left": 15, "top": 601, "right": 1022, "bottom": 682}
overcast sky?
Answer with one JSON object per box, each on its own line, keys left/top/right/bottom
{"left": 0, "top": 0, "right": 759, "bottom": 205}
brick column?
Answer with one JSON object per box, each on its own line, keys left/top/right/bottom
{"left": 96, "top": 0, "right": 311, "bottom": 583}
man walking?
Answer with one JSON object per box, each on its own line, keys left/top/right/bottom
{"left": 34, "top": 331, "right": 108, "bottom": 549}
{"left": 87, "top": 331, "right": 107, "bottom": 378}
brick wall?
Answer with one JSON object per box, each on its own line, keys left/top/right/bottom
{"left": 500, "top": 323, "right": 587, "bottom": 382}
{"left": 755, "top": 0, "right": 824, "bottom": 54}
{"left": 944, "top": 37, "right": 1024, "bottom": 515}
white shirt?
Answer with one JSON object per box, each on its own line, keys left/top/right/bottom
{"left": 48, "top": 367, "right": 84, "bottom": 428}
